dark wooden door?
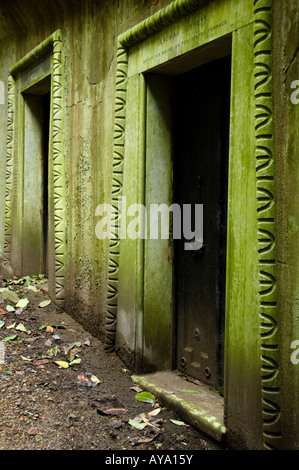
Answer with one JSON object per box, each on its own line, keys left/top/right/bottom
{"left": 173, "top": 56, "right": 231, "bottom": 388}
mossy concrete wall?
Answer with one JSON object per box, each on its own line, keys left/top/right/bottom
{"left": 0, "top": 0, "right": 298, "bottom": 450}
{"left": 273, "top": 0, "right": 299, "bottom": 450}
{"left": 0, "top": 0, "right": 174, "bottom": 337}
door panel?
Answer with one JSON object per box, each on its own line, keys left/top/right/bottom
{"left": 23, "top": 92, "right": 50, "bottom": 275}
{"left": 173, "top": 56, "right": 231, "bottom": 387}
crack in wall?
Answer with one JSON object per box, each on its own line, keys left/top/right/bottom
{"left": 66, "top": 99, "right": 99, "bottom": 110}
{"left": 284, "top": 46, "right": 299, "bottom": 76}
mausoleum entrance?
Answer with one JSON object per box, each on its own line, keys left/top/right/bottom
{"left": 172, "top": 56, "right": 231, "bottom": 387}
{"left": 22, "top": 82, "right": 50, "bottom": 277}
{"left": 113, "top": 1, "right": 271, "bottom": 446}
{"left": 142, "top": 50, "right": 231, "bottom": 387}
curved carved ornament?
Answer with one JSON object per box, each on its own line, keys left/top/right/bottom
{"left": 253, "top": 0, "right": 282, "bottom": 449}
{"left": 104, "top": 45, "right": 128, "bottom": 352}
{"left": 3, "top": 76, "right": 15, "bottom": 272}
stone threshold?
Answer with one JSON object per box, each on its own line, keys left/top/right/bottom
{"left": 131, "top": 370, "right": 226, "bottom": 443}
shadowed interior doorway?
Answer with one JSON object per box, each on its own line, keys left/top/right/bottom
{"left": 172, "top": 56, "right": 231, "bottom": 388}
{"left": 22, "top": 80, "right": 50, "bottom": 277}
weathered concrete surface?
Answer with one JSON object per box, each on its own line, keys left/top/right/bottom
{"left": 272, "top": 0, "right": 299, "bottom": 451}
{"left": 132, "top": 371, "right": 226, "bottom": 442}
{"left": 0, "top": 0, "right": 298, "bottom": 451}
{"left": 0, "top": 0, "right": 174, "bottom": 339}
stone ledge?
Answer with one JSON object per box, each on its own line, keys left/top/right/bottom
{"left": 131, "top": 370, "right": 226, "bottom": 443}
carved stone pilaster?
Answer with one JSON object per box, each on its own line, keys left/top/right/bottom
{"left": 253, "top": 0, "right": 282, "bottom": 450}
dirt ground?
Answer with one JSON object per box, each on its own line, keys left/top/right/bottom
{"left": 0, "top": 276, "right": 226, "bottom": 452}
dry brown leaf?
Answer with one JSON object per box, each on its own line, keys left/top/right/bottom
{"left": 132, "top": 431, "right": 160, "bottom": 445}
{"left": 77, "top": 374, "right": 89, "bottom": 384}
{"left": 33, "top": 359, "right": 49, "bottom": 366}
{"left": 90, "top": 375, "right": 101, "bottom": 384}
{"left": 141, "top": 414, "right": 150, "bottom": 425}
{"left": 130, "top": 386, "right": 143, "bottom": 393}
{"left": 96, "top": 408, "right": 127, "bottom": 416}
{"left": 148, "top": 407, "right": 161, "bottom": 417}
{"left": 28, "top": 427, "right": 38, "bottom": 436}
{"left": 0, "top": 307, "right": 6, "bottom": 315}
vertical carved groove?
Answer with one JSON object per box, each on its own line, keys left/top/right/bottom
{"left": 3, "top": 75, "right": 15, "bottom": 269}
{"left": 52, "top": 32, "right": 66, "bottom": 306}
{"left": 104, "top": 45, "right": 128, "bottom": 352}
{"left": 253, "top": 0, "right": 282, "bottom": 449}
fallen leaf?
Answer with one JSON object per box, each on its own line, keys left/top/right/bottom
{"left": 16, "top": 323, "right": 27, "bottom": 332}
{"left": 130, "top": 386, "right": 143, "bottom": 393}
{"left": 33, "top": 359, "right": 49, "bottom": 366}
{"left": 131, "top": 432, "right": 160, "bottom": 445}
{"left": 14, "top": 308, "right": 24, "bottom": 315}
{"left": 91, "top": 375, "right": 101, "bottom": 384}
{"left": 46, "top": 346, "right": 59, "bottom": 357}
{"left": 128, "top": 419, "right": 147, "bottom": 430}
{"left": 135, "top": 391, "right": 156, "bottom": 404}
{"left": 1, "top": 370, "right": 11, "bottom": 376}
{"left": 21, "top": 356, "right": 33, "bottom": 362}
{"left": 28, "top": 427, "right": 38, "bottom": 436}
{"left": 6, "top": 322, "right": 16, "bottom": 329}
{"left": 66, "top": 348, "right": 75, "bottom": 362}
{"left": 23, "top": 336, "right": 40, "bottom": 343}
{"left": 2, "top": 334, "right": 20, "bottom": 342}
{"left": 0, "top": 320, "right": 5, "bottom": 329}
{"left": 71, "top": 347, "right": 81, "bottom": 355}
{"left": 52, "top": 334, "right": 60, "bottom": 341}
{"left": 6, "top": 305, "right": 15, "bottom": 312}
{"left": 27, "top": 285, "right": 38, "bottom": 292}
{"left": 148, "top": 408, "right": 161, "bottom": 417}
{"left": 96, "top": 408, "right": 127, "bottom": 416}
{"left": 53, "top": 360, "right": 69, "bottom": 368}
{"left": 69, "top": 358, "right": 81, "bottom": 366}
{"left": 170, "top": 419, "right": 187, "bottom": 426}
{"left": 77, "top": 374, "right": 89, "bottom": 384}
{"left": 39, "top": 299, "right": 51, "bottom": 308}
{"left": 141, "top": 415, "right": 151, "bottom": 425}
{"left": 0, "top": 307, "right": 6, "bottom": 315}
{"left": 16, "top": 298, "right": 29, "bottom": 308}
{"left": 67, "top": 341, "right": 82, "bottom": 349}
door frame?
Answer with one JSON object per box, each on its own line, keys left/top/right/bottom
{"left": 3, "top": 30, "right": 67, "bottom": 307}
{"left": 109, "top": 0, "right": 281, "bottom": 450}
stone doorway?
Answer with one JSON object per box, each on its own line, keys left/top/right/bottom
{"left": 22, "top": 83, "right": 51, "bottom": 276}
{"left": 172, "top": 56, "right": 231, "bottom": 387}
{"left": 4, "top": 31, "right": 66, "bottom": 306}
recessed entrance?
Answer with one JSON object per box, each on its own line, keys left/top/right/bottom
{"left": 172, "top": 56, "right": 231, "bottom": 388}
{"left": 22, "top": 78, "right": 51, "bottom": 276}
{"left": 115, "top": 0, "right": 268, "bottom": 446}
